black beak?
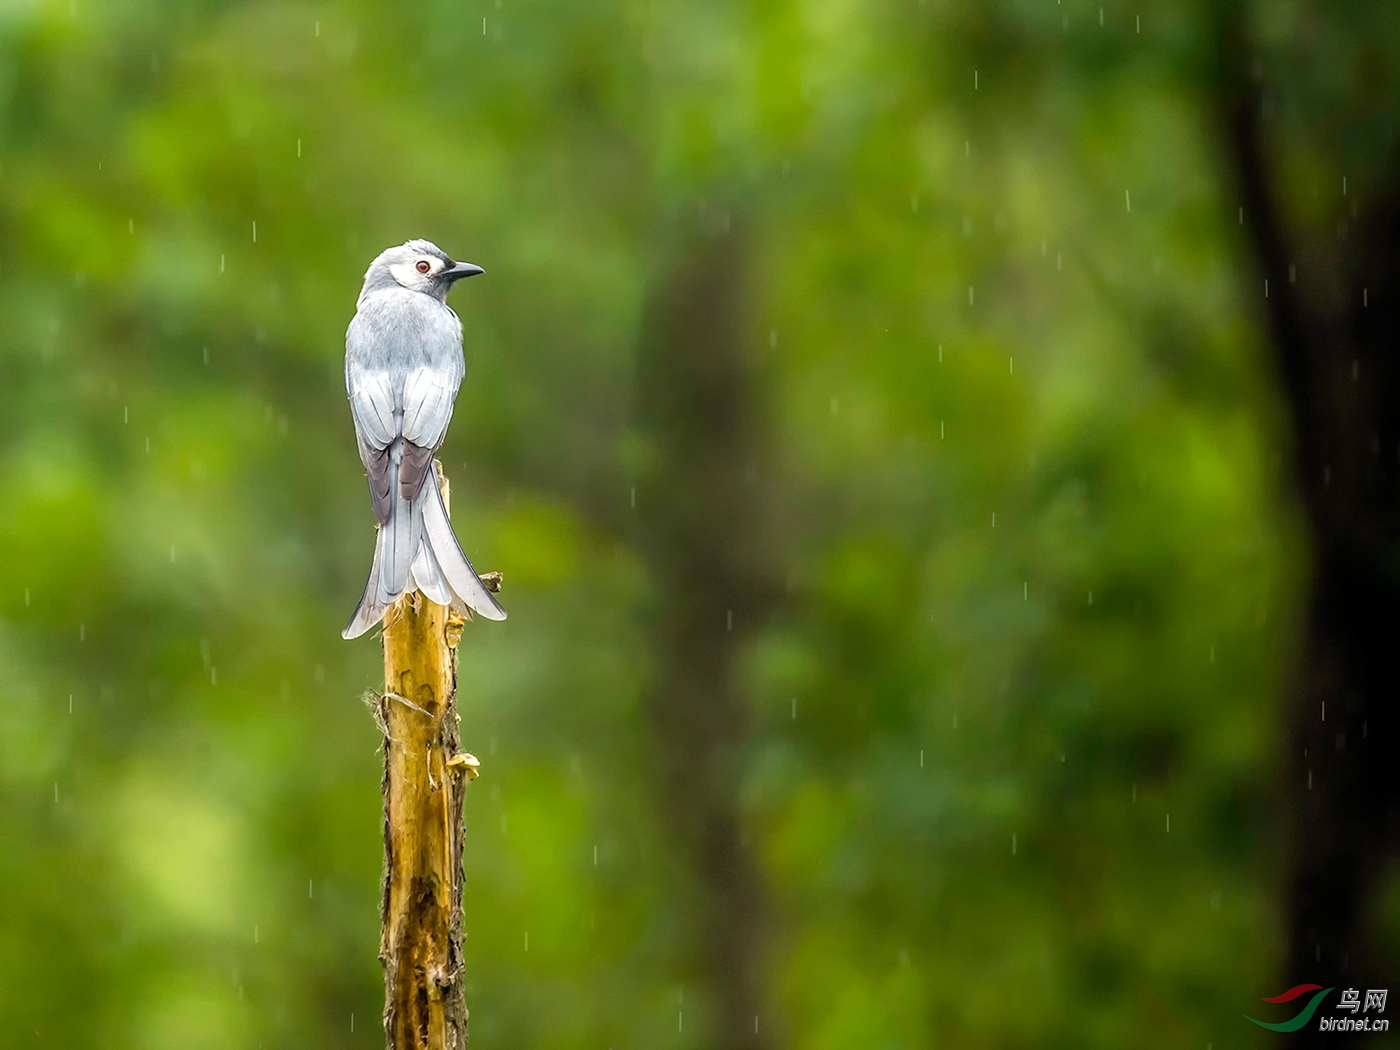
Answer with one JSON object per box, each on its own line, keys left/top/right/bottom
{"left": 443, "top": 261, "right": 485, "bottom": 282}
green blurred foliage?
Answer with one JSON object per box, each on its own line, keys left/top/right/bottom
{"left": 0, "top": 0, "right": 1393, "bottom": 1046}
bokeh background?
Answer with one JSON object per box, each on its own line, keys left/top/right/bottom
{"left": 1, "top": 0, "right": 1397, "bottom": 1046}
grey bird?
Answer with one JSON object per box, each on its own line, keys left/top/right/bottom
{"left": 341, "top": 239, "right": 507, "bottom": 639}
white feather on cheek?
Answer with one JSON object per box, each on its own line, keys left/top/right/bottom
{"left": 388, "top": 261, "right": 429, "bottom": 289}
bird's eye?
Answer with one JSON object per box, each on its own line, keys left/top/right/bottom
{"left": 416, "top": 260, "right": 432, "bottom": 274}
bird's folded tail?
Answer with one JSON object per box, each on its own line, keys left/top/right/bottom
{"left": 377, "top": 446, "right": 422, "bottom": 606}
{"left": 407, "top": 538, "right": 453, "bottom": 609}
{"left": 421, "top": 469, "right": 507, "bottom": 621}
{"left": 342, "top": 468, "right": 506, "bottom": 639}
{"left": 342, "top": 522, "right": 391, "bottom": 639}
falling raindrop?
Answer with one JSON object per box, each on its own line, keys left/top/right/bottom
{"left": 252, "top": 220, "right": 257, "bottom": 244}
{"left": 524, "top": 931, "right": 529, "bottom": 951}
{"left": 791, "top": 698, "right": 796, "bottom": 720}
{"left": 1012, "top": 834, "right": 1017, "bottom": 855}
{"left": 24, "top": 587, "right": 29, "bottom": 607}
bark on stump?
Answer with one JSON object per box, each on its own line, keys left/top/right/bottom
{"left": 375, "top": 466, "right": 494, "bottom": 1050}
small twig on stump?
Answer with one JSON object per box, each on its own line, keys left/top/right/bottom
{"left": 377, "top": 462, "right": 495, "bottom": 1050}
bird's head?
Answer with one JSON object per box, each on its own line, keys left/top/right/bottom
{"left": 360, "top": 239, "right": 483, "bottom": 303}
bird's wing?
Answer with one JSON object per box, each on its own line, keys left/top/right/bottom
{"left": 346, "top": 364, "right": 397, "bottom": 524}
{"left": 401, "top": 365, "right": 457, "bottom": 450}
{"left": 398, "top": 365, "right": 460, "bottom": 500}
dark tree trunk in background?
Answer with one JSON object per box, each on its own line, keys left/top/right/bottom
{"left": 1216, "top": 2, "right": 1400, "bottom": 1025}
{"left": 632, "top": 208, "right": 778, "bottom": 1050}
